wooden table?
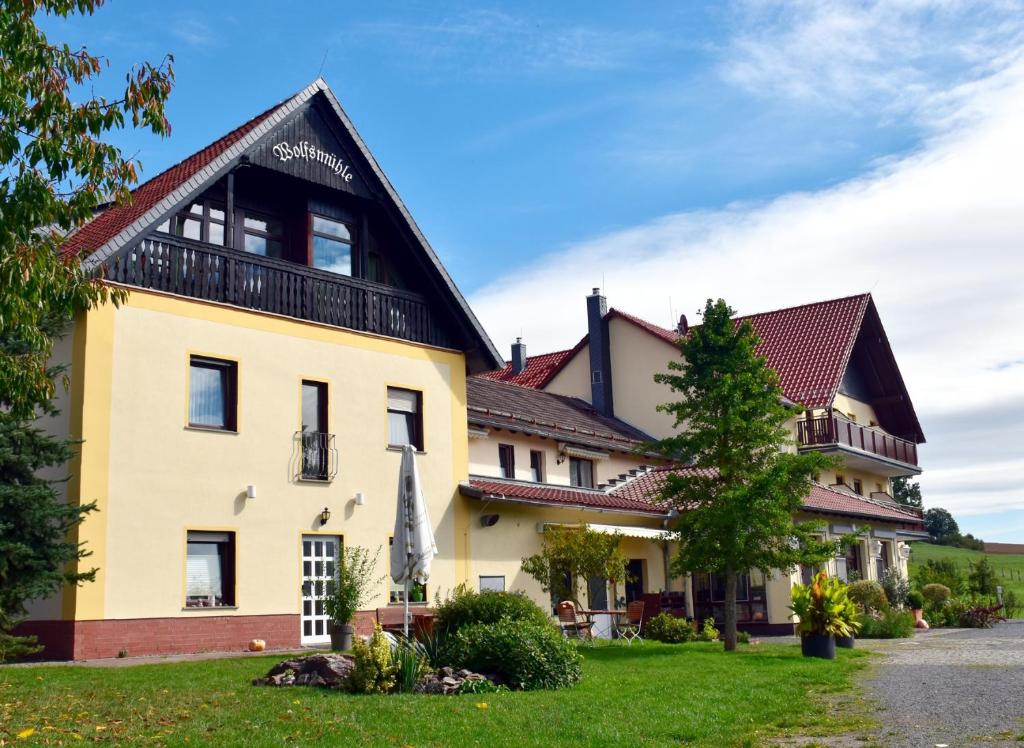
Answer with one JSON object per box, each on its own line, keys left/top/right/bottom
{"left": 581, "top": 609, "right": 628, "bottom": 639}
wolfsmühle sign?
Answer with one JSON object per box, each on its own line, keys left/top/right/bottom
{"left": 272, "top": 140, "right": 354, "bottom": 182}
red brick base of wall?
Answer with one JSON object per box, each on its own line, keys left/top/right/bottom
{"left": 16, "top": 614, "right": 301, "bottom": 661}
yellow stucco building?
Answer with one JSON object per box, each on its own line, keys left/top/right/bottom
{"left": 24, "top": 80, "right": 927, "bottom": 658}
{"left": 469, "top": 290, "right": 927, "bottom": 633}
{"left": 24, "top": 80, "right": 503, "bottom": 659}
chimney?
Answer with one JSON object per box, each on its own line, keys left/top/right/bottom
{"left": 511, "top": 337, "right": 527, "bottom": 375}
{"left": 586, "top": 288, "right": 614, "bottom": 416}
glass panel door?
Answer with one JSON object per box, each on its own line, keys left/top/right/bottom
{"left": 301, "top": 535, "right": 339, "bottom": 644}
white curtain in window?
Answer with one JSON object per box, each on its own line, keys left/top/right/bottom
{"left": 190, "top": 365, "right": 225, "bottom": 427}
{"left": 186, "top": 542, "right": 223, "bottom": 599}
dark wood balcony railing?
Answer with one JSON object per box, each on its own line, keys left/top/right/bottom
{"left": 797, "top": 414, "right": 919, "bottom": 467}
{"left": 104, "top": 236, "right": 453, "bottom": 349}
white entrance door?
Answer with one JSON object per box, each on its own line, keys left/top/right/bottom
{"left": 301, "top": 535, "right": 340, "bottom": 645}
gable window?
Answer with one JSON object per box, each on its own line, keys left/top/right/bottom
{"left": 189, "top": 356, "right": 237, "bottom": 431}
{"left": 387, "top": 387, "right": 423, "bottom": 450}
{"left": 835, "top": 473, "right": 846, "bottom": 486}
{"left": 310, "top": 215, "right": 353, "bottom": 276}
{"left": 569, "top": 457, "right": 594, "bottom": 488}
{"left": 156, "top": 200, "right": 226, "bottom": 245}
{"left": 498, "top": 444, "right": 515, "bottom": 479}
{"left": 300, "top": 380, "right": 330, "bottom": 480}
{"left": 186, "top": 531, "right": 235, "bottom": 607}
{"left": 852, "top": 478, "right": 863, "bottom": 496}
{"left": 242, "top": 211, "right": 284, "bottom": 259}
{"left": 530, "top": 450, "right": 545, "bottom": 482}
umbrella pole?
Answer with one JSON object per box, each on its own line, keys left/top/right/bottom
{"left": 403, "top": 579, "right": 410, "bottom": 639}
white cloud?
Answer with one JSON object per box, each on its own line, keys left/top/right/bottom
{"left": 469, "top": 44, "right": 1024, "bottom": 520}
{"left": 720, "top": 0, "right": 1024, "bottom": 120}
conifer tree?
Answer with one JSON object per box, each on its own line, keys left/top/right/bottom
{"left": 653, "top": 299, "right": 838, "bottom": 651}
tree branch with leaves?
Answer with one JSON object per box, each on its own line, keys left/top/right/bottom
{"left": 0, "top": 0, "right": 173, "bottom": 659}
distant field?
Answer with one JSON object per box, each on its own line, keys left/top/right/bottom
{"left": 909, "top": 542, "right": 1024, "bottom": 598}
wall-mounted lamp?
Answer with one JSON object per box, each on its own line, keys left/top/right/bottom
{"left": 480, "top": 513, "right": 500, "bottom": 528}
{"left": 869, "top": 539, "right": 883, "bottom": 557}
{"left": 320, "top": 507, "right": 331, "bottom": 526}
{"left": 556, "top": 452, "right": 566, "bottom": 465}
{"left": 354, "top": 492, "right": 365, "bottom": 506}
{"left": 246, "top": 485, "right": 256, "bottom": 499}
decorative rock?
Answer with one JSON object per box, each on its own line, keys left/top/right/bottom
{"left": 253, "top": 654, "right": 354, "bottom": 689}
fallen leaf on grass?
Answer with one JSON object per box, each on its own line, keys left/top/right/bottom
{"left": 475, "top": 703, "right": 488, "bottom": 710}
{"left": 17, "top": 728, "right": 34, "bottom": 739}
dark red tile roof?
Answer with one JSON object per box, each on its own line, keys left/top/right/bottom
{"left": 463, "top": 476, "right": 665, "bottom": 515}
{"left": 505, "top": 295, "right": 872, "bottom": 410}
{"left": 467, "top": 376, "right": 653, "bottom": 454}
{"left": 803, "top": 483, "right": 924, "bottom": 525}
{"left": 61, "top": 97, "right": 294, "bottom": 259}
{"left": 467, "top": 462, "right": 923, "bottom": 527}
{"left": 477, "top": 348, "right": 576, "bottom": 388}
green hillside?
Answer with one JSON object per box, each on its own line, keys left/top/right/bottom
{"left": 908, "top": 542, "right": 1024, "bottom": 599}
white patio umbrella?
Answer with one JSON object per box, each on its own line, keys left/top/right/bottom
{"left": 390, "top": 445, "right": 437, "bottom": 638}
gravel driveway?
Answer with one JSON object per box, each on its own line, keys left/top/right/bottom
{"left": 858, "top": 620, "right": 1024, "bottom": 747}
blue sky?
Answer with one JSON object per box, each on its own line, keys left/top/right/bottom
{"left": 43, "top": 2, "right": 1024, "bottom": 540}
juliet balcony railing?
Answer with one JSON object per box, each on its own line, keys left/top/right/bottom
{"left": 104, "top": 236, "right": 453, "bottom": 349}
{"left": 294, "top": 431, "right": 338, "bottom": 482}
{"left": 797, "top": 413, "right": 919, "bottom": 468}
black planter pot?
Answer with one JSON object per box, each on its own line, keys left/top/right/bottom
{"left": 330, "top": 623, "right": 354, "bottom": 651}
{"left": 836, "top": 634, "right": 855, "bottom": 649}
{"left": 800, "top": 633, "right": 836, "bottom": 659}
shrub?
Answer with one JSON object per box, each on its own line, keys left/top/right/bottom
{"left": 915, "top": 559, "right": 964, "bottom": 594}
{"left": 699, "top": 617, "right": 719, "bottom": 642}
{"left": 392, "top": 639, "right": 428, "bottom": 694}
{"left": 1002, "top": 590, "right": 1021, "bottom": 618}
{"left": 924, "top": 597, "right": 966, "bottom": 628}
{"left": 967, "top": 557, "right": 998, "bottom": 597}
{"left": 444, "top": 619, "right": 582, "bottom": 690}
{"left": 959, "top": 604, "right": 1005, "bottom": 629}
{"left": 348, "top": 624, "right": 397, "bottom": 694}
{"left": 645, "top": 613, "right": 697, "bottom": 643}
{"left": 921, "top": 583, "right": 951, "bottom": 604}
{"left": 789, "top": 572, "right": 856, "bottom": 638}
{"left": 906, "top": 590, "right": 925, "bottom": 610}
{"left": 847, "top": 580, "right": 888, "bottom": 613}
{"left": 434, "top": 586, "right": 550, "bottom": 635}
{"left": 736, "top": 630, "right": 751, "bottom": 644}
{"left": 326, "top": 545, "right": 385, "bottom": 628}
{"left": 881, "top": 567, "right": 910, "bottom": 609}
{"left": 857, "top": 609, "right": 914, "bottom": 639}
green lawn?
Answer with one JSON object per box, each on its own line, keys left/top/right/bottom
{"left": 0, "top": 642, "right": 871, "bottom": 747}
{"left": 909, "top": 542, "right": 1024, "bottom": 598}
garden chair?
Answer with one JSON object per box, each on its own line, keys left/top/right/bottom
{"left": 557, "top": 601, "right": 593, "bottom": 641}
{"left": 617, "top": 600, "right": 645, "bottom": 645}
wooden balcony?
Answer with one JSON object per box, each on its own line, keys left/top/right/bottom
{"left": 797, "top": 413, "right": 919, "bottom": 470}
{"left": 103, "top": 236, "right": 453, "bottom": 349}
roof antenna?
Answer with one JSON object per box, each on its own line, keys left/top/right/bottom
{"left": 317, "top": 47, "right": 331, "bottom": 79}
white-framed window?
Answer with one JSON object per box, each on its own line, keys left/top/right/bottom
{"left": 479, "top": 576, "right": 505, "bottom": 593}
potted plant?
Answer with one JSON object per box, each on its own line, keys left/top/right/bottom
{"left": 907, "top": 589, "right": 926, "bottom": 628}
{"left": 325, "top": 545, "right": 384, "bottom": 651}
{"left": 789, "top": 571, "right": 854, "bottom": 659}
{"left": 835, "top": 592, "right": 861, "bottom": 649}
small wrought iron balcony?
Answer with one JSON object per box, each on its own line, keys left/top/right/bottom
{"left": 293, "top": 431, "right": 338, "bottom": 481}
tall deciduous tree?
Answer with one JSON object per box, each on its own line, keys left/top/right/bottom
{"left": 923, "top": 507, "right": 960, "bottom": 545}
{"left": 891, "top": 477, "right": 922, "bottom": 508}
{"left": 652, "top": 298, "right": 838, "bottom": 651}
{"left": 0, "top": 1, "right": 173, "bottom": 658}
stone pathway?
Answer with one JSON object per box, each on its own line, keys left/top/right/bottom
{"left": 856, "top": 620, "right": 1024, "bottom": 747}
